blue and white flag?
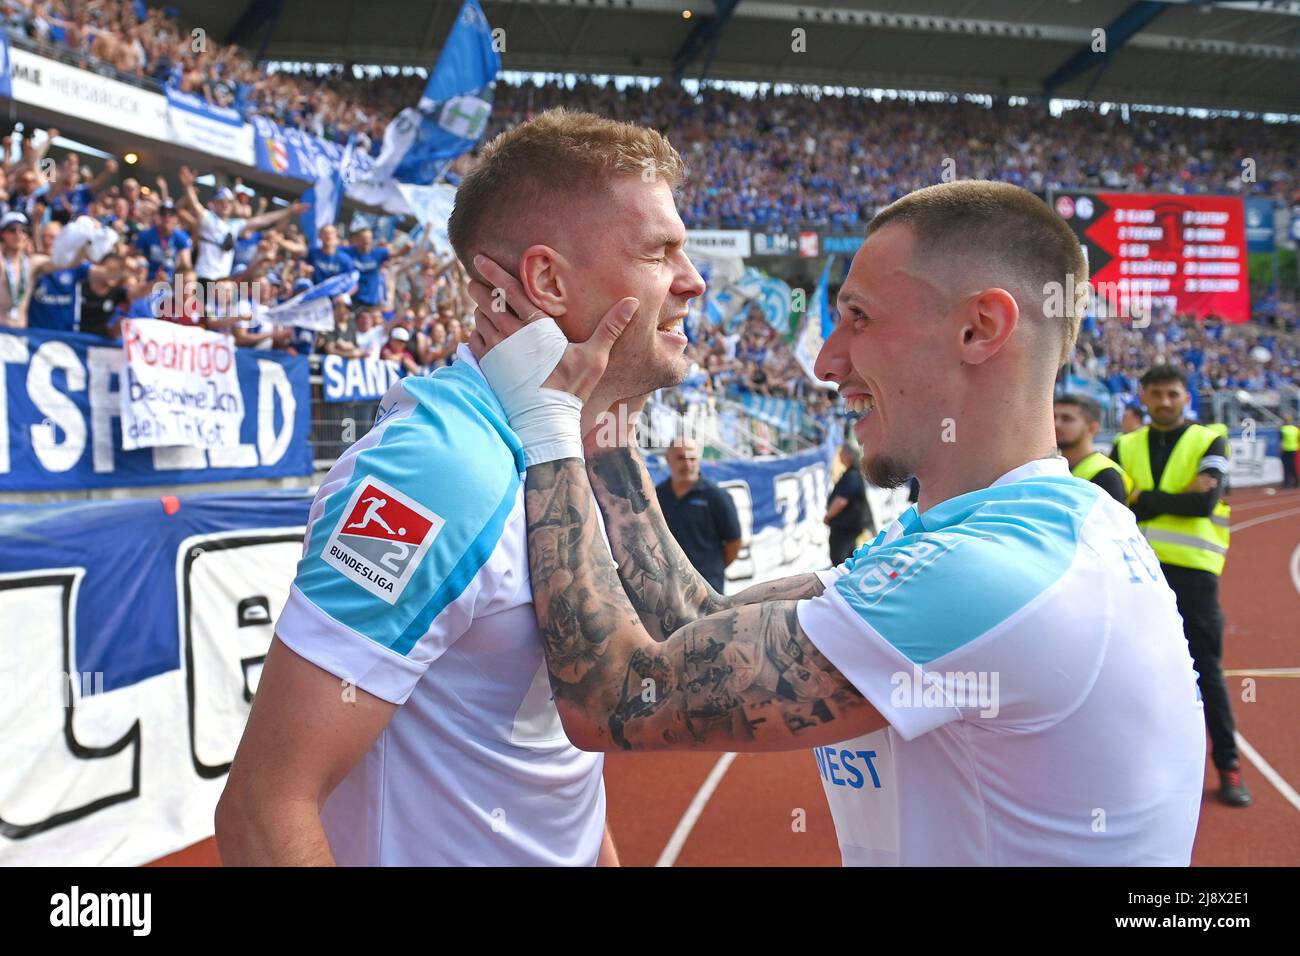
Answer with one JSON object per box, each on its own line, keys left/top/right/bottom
{"left": 794, "top": 257, "right": 835, "bottom": 387}
{"left": 754, "top": 275, "right": 793, "bottom": 335}
{"left": 727, "top": 267, "right": 792, "bottom": 334}
{"left": 265, "top": 270, "right": 360, "bottom": 331}
{"left": 396, "top": 182, "right": 457, "bottom": 254}
{"left": 299, "top": 138, "right": 352, "bottom": 248}
{"left": 350, "top": 0, "right": 499, "bottom": 211}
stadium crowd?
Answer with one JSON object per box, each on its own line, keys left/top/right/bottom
{"left": 488, "top": 79, "right": 1298, "bottom": 232}
{"left": 1073, "top": 307, "right": 1300, "bottom": 401}
{"left": 2, "top": 0, "right": 424, "bottom": 147}
{"left": 0, "top": 0, "right": 1297, "bottom": 416}
{"left": 1, "top": 118, "right": 1297, "bottom": 421}
{"left": 2, "top": 0, "right": 1298, "bottom": 221}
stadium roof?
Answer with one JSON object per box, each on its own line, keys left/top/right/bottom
{"left": 175, "top": 0, "right": 1300, "bottom": 113}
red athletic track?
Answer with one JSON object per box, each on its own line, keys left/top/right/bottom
{"left": 152, "top": 485, "right": 1300, "bottom": 868}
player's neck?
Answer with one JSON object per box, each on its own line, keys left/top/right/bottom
{"left": 915, "top": 405, "right": 1057, "bottom": 513}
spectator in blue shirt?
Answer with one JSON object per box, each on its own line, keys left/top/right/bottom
{"left": 134, "top": 202, "right": 193, "bottom": 281}
{"left": 348, "top": 227, "right": 413, "bottom": 308}
{"left": 45, "top": 154, "right": 118, "bottom": 223}
{"left": 307, "top": 224, "right": 355, "bottom": 284}
{"left": 28, "top": 261, "right": 93, "bottom": 332}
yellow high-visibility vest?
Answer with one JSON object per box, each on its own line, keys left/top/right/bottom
{"left": 1073, "top": 451, "right": 1134, "bottom": 497}
{"left": 1114, "top": 424, "right": 1231, "bottom": 576}
{"left": 1283, "top": 424, "right": 1300, "bottom": 453}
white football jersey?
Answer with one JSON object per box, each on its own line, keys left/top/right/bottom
{"left": 276, "top": 345, "right": 605, "bottom": 866}
{"left": 798, "top": 457, "right": 1205, "bottom": 866}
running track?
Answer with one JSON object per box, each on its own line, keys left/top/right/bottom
{"left": 155, "top": 485, "right": 1300, "bottom": 867}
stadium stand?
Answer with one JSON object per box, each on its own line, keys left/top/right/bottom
{"left": 0, "top": 0, "right": 1297, "bottom": 449}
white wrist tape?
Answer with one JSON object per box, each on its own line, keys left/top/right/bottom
{"left": 478, "top": 317, "right": 585, "bottom": 466}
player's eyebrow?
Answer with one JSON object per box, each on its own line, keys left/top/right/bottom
{"left": 645, "top": 233, "right": 683, "bottom": 251}
{"left": 837, "top": 289, "right": 866, "bottom": 311}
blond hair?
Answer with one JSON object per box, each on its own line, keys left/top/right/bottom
{"left": 448, "top": 108, "right": 685, "bottom": 269}
{"left": 868, "top": 180, "right": 1088, "bottom": 368}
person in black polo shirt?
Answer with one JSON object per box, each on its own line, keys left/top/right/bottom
{"left": 655, "top": 438, "right": 742, "bottom": 593}
{"left": 825, "top": 442, "right": 873, "bottom": 564}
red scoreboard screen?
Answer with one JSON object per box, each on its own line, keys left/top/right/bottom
{"left": 1051, "top": 190, "right": 1250, "bottom": 323}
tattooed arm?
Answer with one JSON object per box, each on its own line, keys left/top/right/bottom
{"left": 587, "top": 437, "right": 829, "bottom": 643}
{"left": 529, "top": 458, "right": 885, "bottom": 753}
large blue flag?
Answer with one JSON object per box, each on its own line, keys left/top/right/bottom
{"left": 350, "top": 0, "right": 499, "bottom": 211}
{"left": 299, "top": 137, "right": 351, "bottom": 247}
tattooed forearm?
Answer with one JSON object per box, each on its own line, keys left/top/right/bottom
{"left": 607, "top": 601, "right": 874, "bottom": 751}
{"left": 727, "top": 574, "right": 826, "bottom": 605}
{"left": 526, "top": 459, "right": 655, "bottom": 747}
{"left": 588, "top": 447, "right": 727, "bottom": 640}
{"left": 588, "top": 447, "right": 827, "bottom": 639}
{"left": 526, "top": 459, "right": 881, "bottom": 753}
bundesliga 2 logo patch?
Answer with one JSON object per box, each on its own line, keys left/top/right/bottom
{"left": 323, "top": 477, "right": 444, "bottom": 604}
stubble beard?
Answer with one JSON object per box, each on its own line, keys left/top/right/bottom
{"left": 863, "top": 452, "right": 914, "bottom": 490}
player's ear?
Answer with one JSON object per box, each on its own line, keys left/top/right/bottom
{"left": 518, "top": 244, "right": 569, "bottom": 319}
{"left": 957, "top": 287, "right": 1018, "bottom": 366}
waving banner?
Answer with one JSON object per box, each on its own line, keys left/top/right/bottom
{"left": 265, "top": 270, "right": 360, "bottom": 332}
{"left": 348, "top": 0, "right": 500, "bottom": 211}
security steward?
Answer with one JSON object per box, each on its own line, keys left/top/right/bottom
{"left": 1113, "top": 365, "right": 1250, "bottom": 807}
{"left": 1054, "top": 394, "right": 1131, "bottom": 504}
{"left": 1281, "top": 416, "right": 1299, "bottom": 489}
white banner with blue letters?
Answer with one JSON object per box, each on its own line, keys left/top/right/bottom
{"left": 0, "top": 328, "right": 312, "bottom": 491}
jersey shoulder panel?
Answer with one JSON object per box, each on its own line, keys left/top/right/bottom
{"left": 830, "top": 476, "right": 1100, "bottom": 665}
{"left": 292, "top": 364, "right": 524, "bottom": 656}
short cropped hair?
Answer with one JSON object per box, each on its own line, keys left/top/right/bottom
{"left": 448, "top": 108, "right": 685, "bottom": 270}
{"left": 1055, "top": 393, "right": 1103, "bottom": 424}
{"left": 1140, "top": 364, "right": 1189, "bottom": 390}
{"left": 867, "top": 180, "right": 1088, "bottom": 368}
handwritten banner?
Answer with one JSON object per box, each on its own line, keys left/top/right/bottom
{"left": 119, "top": 320, "right": 243, "bottom": 450}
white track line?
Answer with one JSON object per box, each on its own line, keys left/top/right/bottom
{"left": 1224, "top": 667, "right": 1300, "bottom": 678}
{"left": 1227, "top": 497, "right": 1295, "bottom": 513}
{"left": 1223, "top": 507, "right": 1300, "bottom": 814}
{"left": 1229, "top": 505, "right": 1300, "bottom": 533}
{"left": 655, "top": 752, "right": 737, "bottom": 867}
{"left": 1236, "top": 733, "right": 1300, "bottom": 814}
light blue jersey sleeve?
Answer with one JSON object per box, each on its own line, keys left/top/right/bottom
{"left": 276, "top": 363, "right": 524, "bottom": 703}
{"left": 798, "top": 478, "right": 1108, "bottom": 739}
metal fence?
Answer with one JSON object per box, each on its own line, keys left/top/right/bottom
{"left": 306, "top": 357, "right": 825, "bottom": 469}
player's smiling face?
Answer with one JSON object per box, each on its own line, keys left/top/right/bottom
{"left": 558, "top": 176, "right": 706, "bottom": 401}
{"left": 814, "top": 224, "right": 949, "bottom": 488}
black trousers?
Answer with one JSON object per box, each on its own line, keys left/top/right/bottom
{"left": 1161, "top": 563, "right": 1238, "bottom": 771}
{"left": 1283, "top": 451, "right": 1298, "bottom": 488}
{"left": 829, "top": 527, "right": 861, "bottom": 566}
